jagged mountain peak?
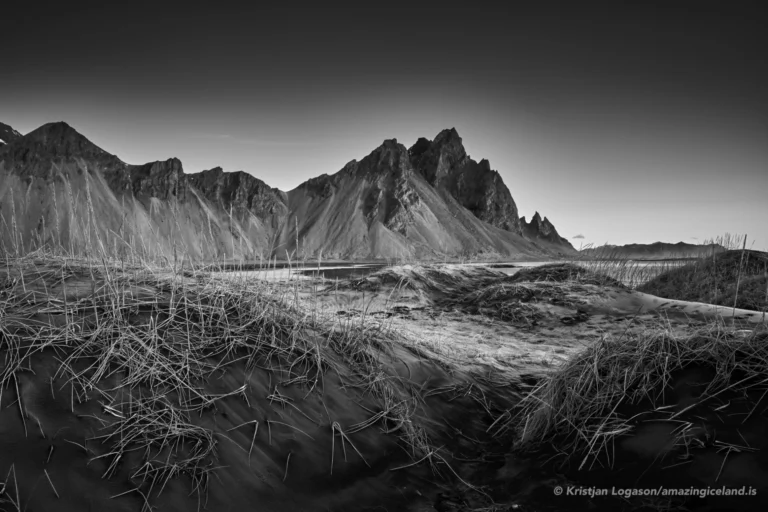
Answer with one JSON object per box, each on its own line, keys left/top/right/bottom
{"left": 0, "top": 120, "right": 123, "bottom": 178}
{"left": 10, "top": 121, "right": 114, "bottom": 160}
{"left": 405, "top": 129, "right": 522, "bottom": 234}
{"left": 524, "top": 212, "right": 552, "bottom": 229}
{"left": 521, "top": 212, "right": 573, "bottom": 249}
{"left": 26, "top": 121, "right": 89, "bottom": 144}
{"left": 353, "top": 138, "right": 412, "bottom": 176}
{"left": 433, "top": 127, "right": 462, "bottom": 144}
{"left": 429, "top": 127, "right": 468, "bottom": 162}
{"left": 372, "top": 138, "right": 407, "bottom": 155}
{"left": 407, "top": 129, "right": 468, "bottom": 186}
{"left": 407, "top": 128, "right": 466, "bottom": 156}
{"left": 408, "top": 137, "right": 432, "bottom": 157}
{"left": 31, "top": 120, "right": 73, "bottom": 132}
{"left": 530, "top": 212, "right": 554, "bottom": 227}
{"left": 478, "top": 158, "right": 492, "bottom": 171}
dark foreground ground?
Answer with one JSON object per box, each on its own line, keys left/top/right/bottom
{"left": 1, "top": 259, "right": 767, "bottom": 511}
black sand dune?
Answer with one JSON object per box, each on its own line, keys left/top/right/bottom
{"left": 0, "top": 258, "right": 521, "bottom": 512}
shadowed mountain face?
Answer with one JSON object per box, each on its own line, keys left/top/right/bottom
{"left": 0, "top": 121, "right": 574, "bottom": 260}
{"left": 580, "top": 242, "right": 727, "bottom": 260}
{"left": 408, "top": 128, "right": 522, "bottom": 234}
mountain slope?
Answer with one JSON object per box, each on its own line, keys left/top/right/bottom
{"left": 0, "top": 123, "right": 286, "bottom": 260}
{"left": 283, "top": 139, "right": 551, "bottom": 259}
{"left": 0, "top": 121, "right": 575, "bottom": 260}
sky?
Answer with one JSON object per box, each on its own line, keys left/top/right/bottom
{"left": 3, "top": 1, "right": 766, "bottom": 250}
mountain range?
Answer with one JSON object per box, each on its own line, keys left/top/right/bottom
{"left": 0, "top": 121, "right": 575, "bottom": 260}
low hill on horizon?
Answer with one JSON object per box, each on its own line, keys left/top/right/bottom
{"left": 0, "top": 121, "right": 575, "bottom": 260}
{"left": 580, "top": 241, "right": 727, "bottom": 260}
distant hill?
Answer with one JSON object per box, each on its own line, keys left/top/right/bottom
{"left": 0, "top": 121, "right": 575, "bottom": 260}
{"left": 580, "top": 241, "right": 726, "bottom": 260}
{"left": 0, "top": 121, "right": 22, "bottom": 146}
{"left": 637, "top": 250, "right": 768, "bottom": 312}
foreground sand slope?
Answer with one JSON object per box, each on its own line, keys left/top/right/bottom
{"left": 1, "top": 257, "right": 526, "bottom": 512}
{"left": 3, "top": 259, "right": 766, "bottom": 511}
{"left": 311, "top": 263, "right": 768, "bottom": 511}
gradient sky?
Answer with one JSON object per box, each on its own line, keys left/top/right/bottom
{"left": 3, "top": 1, "right": 766, "bottom": 250}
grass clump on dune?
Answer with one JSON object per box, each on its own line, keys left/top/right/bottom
{"left": 445, "top": 282, "right": 575, "bottom": 326}
{"left": 638, "top": 250, "right": 768, "bottom": 312}
{"left": 452, "top": 284, "right": 543, "bottom": 326}
{"left": 507, "top": 263, "right": 626, "bottom": 288}
{"left": 495, "top": 323, "right": 768, "bottom": 472}
{"left": 339, "top": 264, "right": 503, "bottom": 293}
{"left": 444, "top": 264, "right": 616, "bottom": 326}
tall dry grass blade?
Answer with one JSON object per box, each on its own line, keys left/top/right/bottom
{"left": 733, "top": 234, "right": 747, "bottom": 317}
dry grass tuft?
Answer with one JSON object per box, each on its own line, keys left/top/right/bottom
{"left": 338, "top": 264, "right": 503, "bottom": 294}
{"left": 0, "top": 250, "right": 483, "bottom": 507}
{"left": 441, "top": 265, "right": 606, "bottom": 325}
{"left": 507, "top": 263, "right": 626, "bottom": 288}
{"left": 497, "top": 322, "right": 768, "bottom": 472}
